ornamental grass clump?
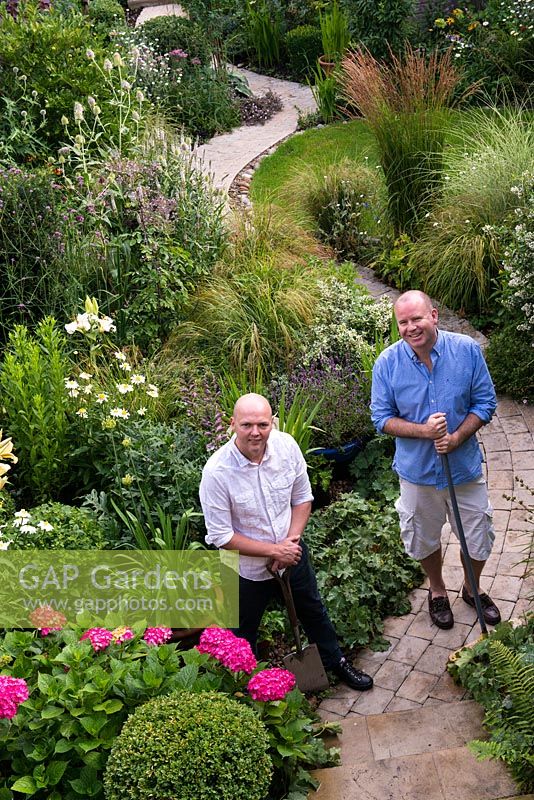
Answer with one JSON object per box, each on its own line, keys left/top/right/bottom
{"left": 340, "top": 45, "right": 470, "bottom": 237}
{"left": 288, "top": 159, "right": 387, "bottom": 260}
{"left": 103, "top": 691, "right": 273, "bottom": 800}
{"left": 412, "top": 108, "right": 534, "bottom": 313}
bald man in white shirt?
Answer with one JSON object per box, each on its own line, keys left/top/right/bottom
{"left": 200, "top": 393, "right": 373, "bottom": 691}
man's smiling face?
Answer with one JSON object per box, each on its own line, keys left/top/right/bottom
{"left": 394, "top": 293, "right": 438, "bottom": 358}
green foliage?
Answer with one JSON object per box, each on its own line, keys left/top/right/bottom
{"left": 104, "top": 690, "right": 273, "bottom": 800}
{"left": 70, "top": 419, "right": 206, "bottom": 544}
{"left": 0, "top": 490, "right": 16, "bottom": 526}
{"left": 306, "top": 490, "right": 422, "bottom": 647}
{"left": 111, "top": 495, "right": 203, "bottom": 551}
{"left": 411, "top": 109, "right": 534, "bottom": 314}
{"left": 74, "top": 149, "right": 227, "bottom": 352}
{"left": 372, "top": 233, "right": 418, "bottom": 291}
{"left": 0, "top": 167, "right": 82, "bottom": 335}
{"left": 345, "top": 0, "right": 416, "bottom": 60}
{"left": 88, "top": 0, "right": 126, "bottom": 34}
{"left": 349, "top": 434, "right": 399, "bottom": 503}
{"left": 0, "top": 629, "right": 338, "bottom": 800}
{"left": 245, "top": 0, "right": 283, "bottom": 69}
{"left": 137, "top": 15, "right": 212, "bottom": 62}
{"left": 319, "top": 0, "right": 350, "bottom": 62}
{"left": 308, "top": 62, "right": 339, "bottom": 124}
{"left": 284, "top": 24, "right": 322, "bottom": 80}
{"left": 173, "top": 258, "right": 320, "bottom": 380}
{"left": 485, "top": 321, "right": 534, "bottom": 403}
{"left": 276, "top": 388, "right": 324, "bottom": 455}
{"left": 4, "top": 502, "right": 107, "bottom": 550}
{"left": 167, "top": 66, "right": 241, "bottom": 143}
{"left": 448, "top": 616, "right": 534, "bottom": 791}
{"left": 292, "top": 159, "right": 386, "bottom": 259}
{"left": 0, "top": 318, "right": 71, "bottom": 502}
{"left": 0, "top": 1, "right": 111, "bottom": 157}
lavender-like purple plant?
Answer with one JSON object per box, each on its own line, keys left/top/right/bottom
{"left": 273, "top": 355, "right": 373, "bottom": 448}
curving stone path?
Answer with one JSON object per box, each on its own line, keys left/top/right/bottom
{"left": 130, "top": 8, "right": 533, "bottom": 795}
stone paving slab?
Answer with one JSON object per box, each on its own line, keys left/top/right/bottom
{"left": 312, "top": 703, "right": 520, "bottom": 800}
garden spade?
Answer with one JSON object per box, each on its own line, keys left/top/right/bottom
{"left": 268, "top": 566, "right": 330, "bottom": 693}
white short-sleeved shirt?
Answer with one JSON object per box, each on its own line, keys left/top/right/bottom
{"left": 199, "top": 429, "right": 313, "bottom": 581}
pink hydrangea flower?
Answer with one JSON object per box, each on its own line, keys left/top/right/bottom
{"left": 247, "top": 668, "right": 296, "bottom": 702}
{"left": 80, "top": 627, "right": 113, "bottom": 651}
{"left": 29, "top": 606, "right": 67, "bottom": 635}
{"left": 111, "top": 626, "right": 134, "bottom": 644}
{"left": 0, "top": 675, "right": 29, "bottom": 719}
{"left": 169, "top": 48, "right": 188, "bottom": 59}
{"left": 196, "top": 627, "right": 257, "bottom": 674}
{"left": 143, "top": 627, "right": 173, "bottom": 646}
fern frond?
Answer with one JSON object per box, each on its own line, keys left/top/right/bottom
{"left": 488, "top": 640, "right": 534, "bottom": 735}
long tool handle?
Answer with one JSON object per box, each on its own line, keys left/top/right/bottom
{"left": 267, "top": 566, "right": 303, "bottom": 656}
{"left": 442, "top": 454, "right": 488, "bottom": 636}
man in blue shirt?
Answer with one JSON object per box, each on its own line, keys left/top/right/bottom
{"left": 371, "top": 290, "right": 501, "bottom": 629}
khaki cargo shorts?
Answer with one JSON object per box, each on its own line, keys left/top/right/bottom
{"left": 395, "top": 477, "right": 495, "bottom": 561}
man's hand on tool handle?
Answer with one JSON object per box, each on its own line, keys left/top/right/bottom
{"left": 428, "top": 412, "right": 460, "bottom": 454}
{"left": 270, "top": 537, "right": 302, "bottom": 573}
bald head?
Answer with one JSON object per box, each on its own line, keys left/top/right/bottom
{"left": 394, "top": 290, "right": 434, "bottom": 314}
{"left": 231, "top": 393, "right": 273, "bottom": 463}
{"left": 232, "top": 393, "right": 272, "bottom": 421}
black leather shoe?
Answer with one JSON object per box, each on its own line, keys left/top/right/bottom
{"left": 462, "top": 585, "right": 501, "bottom": 626}
{"left": 428, "top": 590, "right": 454, "bottom": 629}
{"left": 333, "top": 657, "right": 373, "bottom": 691}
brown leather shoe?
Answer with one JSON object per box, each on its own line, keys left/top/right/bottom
{"left": 428, "top": 590, "right": 454, "bottom": 629}
{"left": 461, "top": 585, "right": 501, "bottom": 626}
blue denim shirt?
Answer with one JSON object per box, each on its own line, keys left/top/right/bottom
{"left": 371, "top": 330, "right": 497, "bottom": 488}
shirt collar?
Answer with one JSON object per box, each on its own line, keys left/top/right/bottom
{"left": 401, "top": 329, "right": 442, "bottom": 362}
{"left": 230, "top": 434, "right": 272, "bottom": 467}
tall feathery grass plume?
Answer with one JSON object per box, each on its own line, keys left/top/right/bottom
{"left": 339, "top": 45, "right": 476, "bottom": 238}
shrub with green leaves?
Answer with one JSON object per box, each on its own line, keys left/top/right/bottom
{"left": 0, "top": 318, "right": 71, "bottom": 503}
{"left": 306, "top": 490, "right": 422, "bottom": 647}
{"left": 104, "top": 691, "right": 273, "bottom": 800}
{"left": 88, "top": 0, "right": 126, "bottom": 34}
{"left": 0, "top": 627, "right": 338, "bottom": 800}
{"left": 290, "top": 160, "right": 386, "bottom": 260}
{"left": 448, "top": 616, "right": 534, "bottom": 792}
{"left": 70, "top": 417, "right": 206, "bottom": 544}
{"left": 485, "top": 321, "right": 534, "bottom": 404}
{"left": 284, "top": 24, "right": 322, "bottom": 79}
{"left": 0, "top": 0, "right": 111, "bottom": 156}
{"left": 344, "top": 0, "right": 416, "bottom": 60}
{"left": 137, "top": 15, "right": 212, "bottom": 62}
{"left": 295, "top": 276, "right": 393, "bottom": 367}
{"left": 3, "top": 502, "right": 107, "bottom": 550}
{"left": 74, "top": 148, "right": 227, "bottom": 351}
